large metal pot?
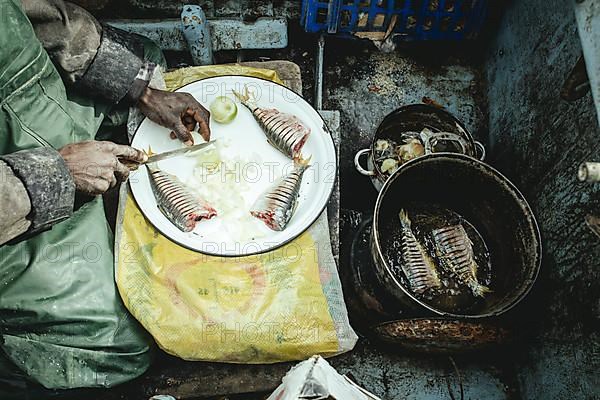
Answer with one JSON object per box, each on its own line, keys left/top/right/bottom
{"left": 355, "top": 104, "right": 485, "bottom": 191}
{"left": 370, "top": 153, "right": 541, "bottom": 318}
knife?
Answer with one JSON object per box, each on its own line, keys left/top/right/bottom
{"left": 123, "top": 140, "right": 217, "bottom": 170}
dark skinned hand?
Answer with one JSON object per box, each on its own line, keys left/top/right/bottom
{"left": 138, "top": 87, "right": 211, "bottom": 145}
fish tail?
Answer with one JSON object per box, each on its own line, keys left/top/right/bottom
{"left": 429, "top": 261, "right": 442, "bottom": 288}
{"left": 293, "top": 154, "right": 312, "bottom": 168}
{"left": 470, "top": 281, "right": 492, "bottom": 297}
{"left": 232, "top": 85, "right": 255, "bottom": 108}
{"left": 398, "top": 208, "right": 411, "bottom": 228}
{"left": 231, "top": 88, "right": 247, "bottom": 103}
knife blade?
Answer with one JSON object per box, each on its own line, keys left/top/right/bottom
{"left": 123, "top": 140, "right": 217, "bottom": 170}
{"left": 145, "top": 140, "right": 216, "bottom": 164}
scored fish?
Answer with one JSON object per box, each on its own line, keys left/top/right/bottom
{"left": 233, "top": 86, "right": 310, "bottom": 160}
{"left": 398, "top": 209, "right": 441, "bottom": 295}
{"left": 432, "top": 224, "right": 491, "bottom": 297}
{"left": 250, "top": 157, "right": 311, "bottom": 231}
{"left": 147, "top": 163, "right": 217, "bottom": 232}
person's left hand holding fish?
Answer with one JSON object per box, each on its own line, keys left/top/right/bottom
{"left": 138, "top": 87, "right": 211, "bottom": 146}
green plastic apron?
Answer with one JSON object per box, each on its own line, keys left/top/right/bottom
{"left": 0, "top": 0, "right": 152, "bottom": 394}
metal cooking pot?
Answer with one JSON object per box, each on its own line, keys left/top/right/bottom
{"left": 370, "top": 153, "right": 541, "bottom": 318}
{"left": 355, "top": 104, "right": 485, "bottom": 191}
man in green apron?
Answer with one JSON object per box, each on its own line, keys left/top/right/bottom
{"left": 0, "top": 0, "right": 211, "bottom": 396}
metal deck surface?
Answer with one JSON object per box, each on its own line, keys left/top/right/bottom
{"left": 85, "top": 1, "right": 599, "bottom": 398}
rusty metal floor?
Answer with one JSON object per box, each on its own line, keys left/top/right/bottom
{"left": 88, "top": 29, "right": 526, "bottom": 400}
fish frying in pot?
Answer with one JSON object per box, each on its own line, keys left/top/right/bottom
{"left": 398, "top": 209, "right": 442, "bottom": 295}
{"left": 432, "top": 224, "right": 492, "bottom": 297}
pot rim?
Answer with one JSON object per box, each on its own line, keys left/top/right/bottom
{"left": 370, "top": 104, "right": 477, "bottom": 179}
{"left": 372, "top": 152, "right": 542, "bottom": 318}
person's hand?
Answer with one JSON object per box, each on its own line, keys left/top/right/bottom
{"left": 58, "top": 140, "right": 147, "bottom": 195}
{"left": 137, "top": 87, "right": 211, "bottom": 145}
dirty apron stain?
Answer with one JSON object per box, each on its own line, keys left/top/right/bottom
{"left": 0, "top": 0, "right": 151, "bottom": 393}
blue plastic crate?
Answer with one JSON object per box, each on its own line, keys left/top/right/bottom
{"left": 301, "top": 0, "right": 488, "bottom": 41}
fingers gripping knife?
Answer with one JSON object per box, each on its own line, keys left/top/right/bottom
{"left": 120, "top": 140, "right": 216, "bottom": 170}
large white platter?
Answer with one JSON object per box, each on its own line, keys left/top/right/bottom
{"left": 129, "top": 76, "right": 336, "bottom": 256}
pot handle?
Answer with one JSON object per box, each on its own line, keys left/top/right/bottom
{"left": 474, "top": 141, "right": 486, "bottom": 161}
{"left": 354, "top": 148, "right": 376, "bottom": 176}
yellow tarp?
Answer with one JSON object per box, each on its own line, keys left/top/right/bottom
{"left": 116, "top": 65, "right": 355, "bottom": 363}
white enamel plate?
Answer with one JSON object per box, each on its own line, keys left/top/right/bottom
{"left": 129, "top": 76, "right": 336, "bottom": 256}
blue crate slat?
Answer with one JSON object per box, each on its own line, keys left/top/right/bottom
{"left": 301, "top": 0, "right": 488, "bottom": 41}
{"left": 327, "top": 0, "right": 340, "bottom": 33}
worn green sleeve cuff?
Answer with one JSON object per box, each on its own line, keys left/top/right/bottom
{"left": 78, "top": 25, "right": 147, "bottom": 104}
{"left": 0, "top": 148, "right": 75, "bottom": 232}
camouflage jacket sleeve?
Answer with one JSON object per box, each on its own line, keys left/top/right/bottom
{"left": 20, "top": 0, "right": 153, "bottom": 104}
{"left": 0, "top": 148, "right": 75, "bottom": 246}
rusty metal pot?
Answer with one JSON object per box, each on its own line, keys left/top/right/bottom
{"left": 354, "top": 104, "right": 485, "bottom": 191}
{"left": 370, "top": 153, "right": 541, "bottom": 318}
{"left": 372, "top": 319, "right": 511, "bottom": 354}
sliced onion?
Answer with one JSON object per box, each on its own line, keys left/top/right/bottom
{"left": 210, "top": 96, "right": 238, "bottom": 124}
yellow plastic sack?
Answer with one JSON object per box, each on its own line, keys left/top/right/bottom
{"left": 163, "top": 64, "right": 283, "bottom": 90}
{"left": 115, "top": 65, "right": 357, "bottom": 363}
